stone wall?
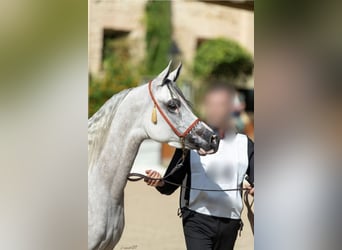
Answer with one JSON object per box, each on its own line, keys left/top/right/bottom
{"left": 88, "top": 0, "right": 147, "bottom": 75}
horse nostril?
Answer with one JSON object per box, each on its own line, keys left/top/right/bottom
{"left": 211, "top": 134, "right": 218, "bottom": 144}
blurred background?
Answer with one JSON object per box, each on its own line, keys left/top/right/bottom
{"left": 89, "top": 0, "right": 254, "bottom": 249}
{"left": 1, "top": 0, "right": 341, "bottom": 249}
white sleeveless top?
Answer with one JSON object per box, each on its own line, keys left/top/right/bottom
{"left": 188, "top": 133, "right": 249, "bottom": 219}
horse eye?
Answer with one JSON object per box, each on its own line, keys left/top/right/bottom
{"left": 167, "top": 99, "right": 180, "bottom": 111}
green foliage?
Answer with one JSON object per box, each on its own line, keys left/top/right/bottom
{"left": 145, "top": 0, "right": 172, "bottom": 75}
{"left": 193, "top": 38, "right": 253, "bottom": 80}
{"left": 88, "top": 38, "right": 139, "bottom": 117}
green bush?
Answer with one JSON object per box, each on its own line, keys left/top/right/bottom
{"left": 88, "top": 38, "right": 139, "bottom": 117}
{"left": 193, "top": 38, "right": 253, "bottom": 79}
{"left": 145, "top": 0, "right": 171, "bottom": 75}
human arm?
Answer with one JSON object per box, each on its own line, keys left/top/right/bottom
{"left": 246, "top": 138, "right": 254, "bottom": 196}
{"left": 145, "top": 148, "right": 189, "bottom": 195}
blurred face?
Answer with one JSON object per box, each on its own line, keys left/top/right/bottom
{"left": 203, "top": 89, "right": 233, "bottom": 129}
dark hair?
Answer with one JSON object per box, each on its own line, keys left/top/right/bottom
{"left": 205, "top": 82, "right": 236, "bottom": 97}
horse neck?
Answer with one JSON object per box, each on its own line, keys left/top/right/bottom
{"left": 95, "top": 85, "right": 149, "bottom": 199}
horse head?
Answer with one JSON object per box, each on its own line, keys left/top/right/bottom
{"left": 145, "top": 61, "right": 219, "bottom": 155}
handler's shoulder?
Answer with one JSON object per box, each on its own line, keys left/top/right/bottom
{"left": 235, "top": 133, "right": 248, "bottom": 141}
{"left": 236, "top": 133, "right": 254, "bottom": 143}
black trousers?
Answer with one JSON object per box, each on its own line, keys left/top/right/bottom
{"left": 182, "top": 208, "right": 241, "bottom": 250}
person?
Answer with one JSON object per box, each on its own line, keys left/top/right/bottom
{"left": 144, "top": 83, "right": 254, "bottom": 250}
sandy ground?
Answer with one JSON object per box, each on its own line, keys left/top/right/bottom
{"left": 116, "top": 181, "right": 254, "bottom": 250}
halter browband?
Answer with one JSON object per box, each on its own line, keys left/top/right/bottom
{"left": 148, "top": 81, "right": 200, "bottom": 138}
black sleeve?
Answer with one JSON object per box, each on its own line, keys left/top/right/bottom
{"left": 156, "top": 148, "right": 189, "bottom": 195}
{"left": 246, "top": 138, "right": 254, "bottom": 187}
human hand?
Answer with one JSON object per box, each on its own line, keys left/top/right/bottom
{"left": 144, "top": 170, "right": 164, "bottom": 187}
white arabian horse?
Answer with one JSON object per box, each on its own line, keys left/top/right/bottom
{"left": 88, "top": 62, "right": 219, "bottom": 250}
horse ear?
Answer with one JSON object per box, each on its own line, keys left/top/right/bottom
{"left": 156, "top": 60, "right": 172, "bottom": 81}
{"left": 168, "top": 62, "right": 182, "bottom": 82}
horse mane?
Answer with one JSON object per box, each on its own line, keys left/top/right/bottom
{"left": 88, "top": 89, "right": 131, "bottom": 170}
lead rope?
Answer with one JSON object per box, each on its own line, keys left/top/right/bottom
{"left": 128, "top": 137, "right": 187, "bottom": 182}
{"left": 244, "top": 189, "right": 254, "bottom": 235}
{"left": 127, "top": 154, "right": 248, "bottom": 192}
{"left": 127, "top": 137, "right": 249, "bottom": 192}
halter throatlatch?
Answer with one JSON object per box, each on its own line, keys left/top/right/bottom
{"left": 148, "top": 81, "right": 200, "bottom": 139}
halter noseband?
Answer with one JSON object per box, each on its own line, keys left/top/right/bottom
{"left": 148, "top": 80, "right": 200, "bottom": 139}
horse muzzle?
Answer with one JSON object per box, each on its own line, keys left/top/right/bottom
{"left": 185, "top": 122, "right": 220, "bottom": 155}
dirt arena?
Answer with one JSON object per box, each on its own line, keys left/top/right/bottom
{"left": 116, "top": 181, "right": 254, "bottom": 250}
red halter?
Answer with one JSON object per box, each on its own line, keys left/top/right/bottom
{"left": 148, "top": 81, "right": 200, "bottom": 138}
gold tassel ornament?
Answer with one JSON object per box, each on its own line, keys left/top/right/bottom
{"left": 151, "top": 106, "right": 157, "bottom": 124}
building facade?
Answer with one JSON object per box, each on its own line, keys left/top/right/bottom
{"left": 89, "top": 0, "right": 254, "bottom": 80}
